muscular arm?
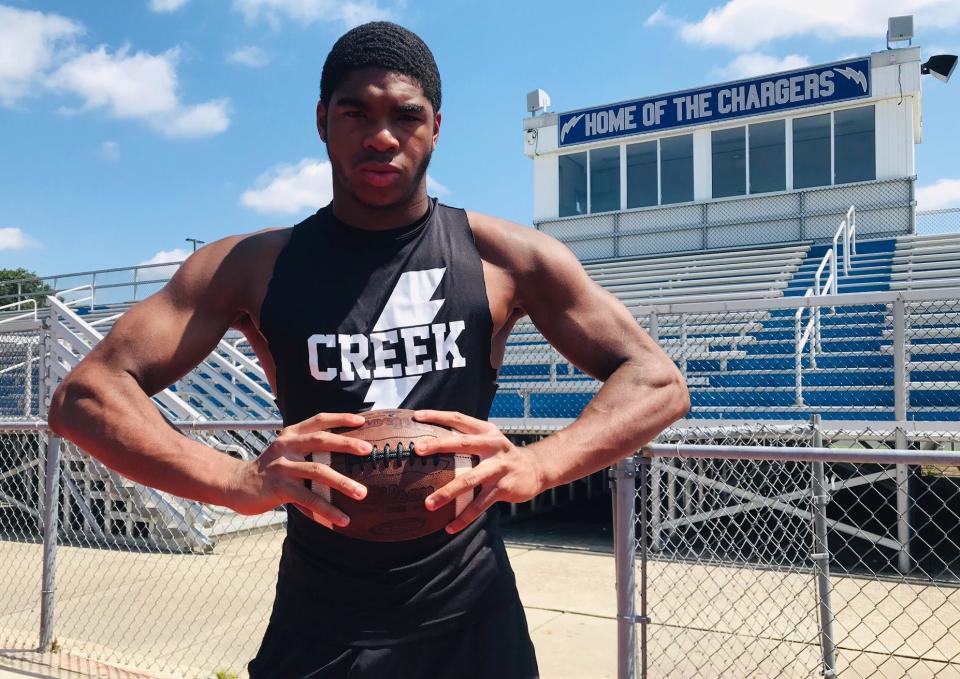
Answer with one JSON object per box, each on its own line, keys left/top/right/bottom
{"left": 47, "top": 236, "right": 254, "bottom": 506}
{"left": 477, "top": 214, "right": 689, "bottom": 487}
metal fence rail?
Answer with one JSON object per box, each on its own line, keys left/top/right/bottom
{"left": 612, "top": 424, "right": 960, "bottom": 679}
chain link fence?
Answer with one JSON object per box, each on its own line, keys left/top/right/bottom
{"left": 498, "top": 289, "right": 960, "bottom": 424}
{"left": 536, "top": 178, "right": 914, "bottom": 262}
{"left": 917, "top": 208, "right": 960, "bottom": 237}
{"left": 0, "top": 424, "right": 290, "bottom": 679}
{"left": 614, "top": 422, "right": 960, "bottom": 679}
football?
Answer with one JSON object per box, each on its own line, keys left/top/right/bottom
{"left": 308, "top": 408, "right": 477, "bottom": 542}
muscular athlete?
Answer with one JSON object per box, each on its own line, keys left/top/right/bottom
{"left": 48, "top": 22, "right": 689, "bottom": 679}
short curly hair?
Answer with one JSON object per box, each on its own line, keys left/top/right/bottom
{"left": 320, "top": 22, "right": 441, "bottom": 113}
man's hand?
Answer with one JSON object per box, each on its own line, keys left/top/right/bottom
{"left": 413, "top": 410, "right": 544, "bottom": 534}
{"left": 225, "top": 412, "right": 372, "bottom": 529}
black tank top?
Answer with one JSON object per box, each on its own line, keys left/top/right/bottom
{"left": 258, "top": 199, "right": 517, "bottom": 646}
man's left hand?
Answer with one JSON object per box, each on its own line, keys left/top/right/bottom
{"left": 413, "top": 409, "right": 545, "bottom": 534}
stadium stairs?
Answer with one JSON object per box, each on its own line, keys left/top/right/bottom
{"left": 690, "top": 238, "right": 897, "bottom": 420}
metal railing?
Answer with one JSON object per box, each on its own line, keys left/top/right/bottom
{"left": 795, "top": 206, "right": 857, "bottom": 404}
{"left": 0, "top": 260, "right": 184, "bottom": 308}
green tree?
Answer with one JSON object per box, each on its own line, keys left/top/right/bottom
{"left": 0, "top": 268, "right": 54, "bottom": 308}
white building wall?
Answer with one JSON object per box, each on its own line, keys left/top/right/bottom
{"left": 533, "top": 154, "right": 559, "bottom": 221}
{"left": 693, "top": 129, "right": 711, "bottom": 201}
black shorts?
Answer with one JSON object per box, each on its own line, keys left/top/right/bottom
{"left": 248, "top": 599, "right": 540, "bottom": 679}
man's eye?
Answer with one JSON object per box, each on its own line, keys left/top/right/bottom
{"left": 344, "top": 111, "right": 364, "bottom": 118}
{"left": 400, "top": 115, "right": 421, "bottom": 122}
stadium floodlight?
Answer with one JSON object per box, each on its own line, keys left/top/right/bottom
{"left": 526, "top": 89, "right": 551, "bottom": 115}
{"left": 921, "top": 54, "right": 958, "bottom": 83}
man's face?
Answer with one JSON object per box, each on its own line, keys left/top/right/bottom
{"left": 317, "top": 68, "right": 441, "bottom": 210}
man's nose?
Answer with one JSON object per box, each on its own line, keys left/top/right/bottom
{"left": 364, "top": 125, "right": 400, "bottom": 153}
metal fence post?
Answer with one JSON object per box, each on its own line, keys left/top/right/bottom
{"left": 647, "top": 312, "right": 662, "bottom": 551}
{"left": 39, "top": 434, "right": 62, "bottom": 651}
{"left": 613, "top": 455, "right": 638, "bottom": 679}
{"left": 38, "top": 315, "right": 61, "bottom": 651}
{"left": 893, "top": 297, "right": 912, "bottom": 573}
{"left": 810, "top": 415, "right": 838, "bottom": 678}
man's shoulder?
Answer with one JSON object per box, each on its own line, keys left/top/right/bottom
{"left": 214, "top": 226, "right": 293, "bottom": 267}
{"left": 169, "top": 226, "right": 293, "bottom": 310}
{"left": 463, "top": 211, "right": 567, "bottom": 276}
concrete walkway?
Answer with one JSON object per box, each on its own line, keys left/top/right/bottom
{"left": 0, "top": 537, "right": 618, "bottom": 679}
{"left": 5, "top": 531, "right": 960, "bottom": 678}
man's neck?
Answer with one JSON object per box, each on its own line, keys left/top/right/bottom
{"left": 331, "top": 191, "right": 431, "bottom": 231}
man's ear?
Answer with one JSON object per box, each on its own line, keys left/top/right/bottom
{"left": 432, "top": 111, "right": 441, "bottom": 150}
{"left": 316, "top": 101, "right": 328, "bottom": 143}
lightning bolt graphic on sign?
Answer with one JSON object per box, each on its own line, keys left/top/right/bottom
{"left": 363, "top": 267, "right": 446, "bottom": 410}
{"left": 834, "top": 66, "right": 868, "bottom": 93}
{"left": 560, "top": 113, "right": 584, "bottom": 143}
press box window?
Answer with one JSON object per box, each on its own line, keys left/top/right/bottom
{"left": 834, "top": 105, "right": 875, "bottom": 184}
{"left": 792, "top": 106, "right": 875, "bottom": 189}
{"left": 590, "top": 146, "right": 621, "bottom": 213}
{"left": 712, "top": 127, "right": 746, "bottom": 198}
{"left": 660, "top": 134, "right": 694, "bottom": 205}
{"left": 749, "top": 119, "right": 785, "bottom": 194}
{"left": 558, "top": 152, "right": 587, "bottom": 217}
{"left": 626, "top": 141, "right": 657, "bottom": 209}
{"left": 792, "top": 113, "right": 831, "bottom": 189}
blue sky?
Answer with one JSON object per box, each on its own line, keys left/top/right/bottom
{"left": 2, "top": 0, "right": 959, "bottom": 277}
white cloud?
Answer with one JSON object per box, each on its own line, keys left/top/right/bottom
{"left": 241, "top": 159, "right": 334, "bottom": 214}
{"left": 139, "top": 248, "right": 190, "bottom": 278}
{"left": 232, "top": 0, "right": 392, "bottom": 28}
{"left": 917, "top": 178, "right": 960, "bottom": 210}
{"left": 48, "top": 45, "right": 230, "bottom": 138}
{"left": 155, "top": 99, "right": 230, "bottom": 137}
{"left": 241, "top": 158, "right": 450, "bottom": 214}
{"left": 427, "top": 175, "right": 450, "bottom": 197}
{"left": 0, "top": 228, "right": 40, "bottom": 251}
{"left": 645, "top": 5, "right": 680, "bottom": 28}
{"left": 716, "top": 52, "right": 811, "bottom": 79}
{"left": 0, "top": 5, "right": 81, "bottom": 106}
{"left": 148, "top": 0, "right": 190, "bottom": 12}
{"left": 661, "top": 0, "right": 960, "bottom": 51}
{"left": 99, "top": 140, "right": 120, "bottom": 160}
{"left": 226, "top": 46, "right": 270, "bottom": 68}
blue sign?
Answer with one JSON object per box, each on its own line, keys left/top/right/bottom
{"left": 557, "top": 57, "right": 871, "bottom": 147}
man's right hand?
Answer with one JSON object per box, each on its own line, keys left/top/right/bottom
{"left": 225, "top": 412, "right": 371, "bottom": 529}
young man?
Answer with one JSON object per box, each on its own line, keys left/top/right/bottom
{"left": 48, "top": 22, "right": 688, "bottom": 679}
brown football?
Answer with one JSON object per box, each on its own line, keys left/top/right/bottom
{"left": 307, "top": 408, "right": 477, "bottom": 542}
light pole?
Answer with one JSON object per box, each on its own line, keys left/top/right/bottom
{"left": 185, "top": 238, "right": 206, "bottom": 252}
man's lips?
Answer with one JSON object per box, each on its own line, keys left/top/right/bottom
{"left": 357, "top": 163, "right": 401, "bottom": 188}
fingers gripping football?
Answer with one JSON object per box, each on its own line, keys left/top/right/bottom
{"left": 226, "top": 412, "right": 369, "bottom": 528}
{"left": 412, "top": 409, "right": 545, "bottom": 533}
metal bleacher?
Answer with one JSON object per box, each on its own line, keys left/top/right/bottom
{"left": 493, "top": 241, "right": 811, "bottom": 419}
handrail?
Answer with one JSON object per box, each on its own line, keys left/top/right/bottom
{"left": 814, "top": 248, "right": 835, "bottom": 297}
{"left": 0, "top": 298, "right": 38, "bottom": 325}
{"left": 54, "top": 284, "right": 95, "bottom": 308}
{"left": 793, "top": 206, "right": 857, "bottom": 405}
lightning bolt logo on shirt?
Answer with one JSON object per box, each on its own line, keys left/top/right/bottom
{"left": 304, "top": 267, "right": 468, "bottom": 410}
{"left": 364, "top": 268, "right": 446, "bottom": 410}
